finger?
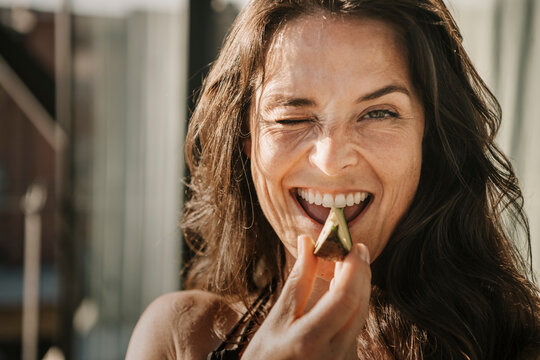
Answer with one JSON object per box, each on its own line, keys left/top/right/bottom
{"left": 331, "top": 245, "right": 372, "bottom": 351}
{"left": 334, "top": 259, "right": 344, "bottom": 280}
{"left": 330, "top": 278, "right": 336, "bottom": 291}
{"left": 274, "top": 235, "right": 319, "bottom": 321}
{"left": 333, "top": 243, "right": 370, "bottom": 290}
{"left": 295, "top": 243, "right": 371, "bottom": 339}
{"left": 330, "top": 261, "right": 343, "bottom": 291}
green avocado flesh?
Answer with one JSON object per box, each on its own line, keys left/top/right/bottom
{"left": 313, "top": 207, "right": 352, "bottom": 262}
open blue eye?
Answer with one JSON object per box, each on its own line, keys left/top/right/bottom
{"left": 363, "top": 109, "right": 399, "bottom": 119}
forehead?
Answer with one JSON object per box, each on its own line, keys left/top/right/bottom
{"left": 259, "top": 14, "right": 410, "bottom": 98}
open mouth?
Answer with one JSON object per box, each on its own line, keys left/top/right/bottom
{"left": 294, "top": 188, "right": 372, "bottom": 225}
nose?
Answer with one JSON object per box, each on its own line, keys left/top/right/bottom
{"left": 309, "top": 132, "right": 359, "bottom": 176}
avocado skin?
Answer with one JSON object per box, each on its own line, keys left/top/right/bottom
{"left": 313, "top": 225, "right": 350, "bottom": 261}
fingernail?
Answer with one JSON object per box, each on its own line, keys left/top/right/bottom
{"left": 358, "top": 244, "right": 370, "bottom": 264}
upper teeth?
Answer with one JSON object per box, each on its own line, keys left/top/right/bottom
{"left": 297, "top": 189, "right": 369, "bottom": 208}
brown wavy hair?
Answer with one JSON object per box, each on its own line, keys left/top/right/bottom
{"left": 182, "top": 0, "right": 540, "bottom": 358}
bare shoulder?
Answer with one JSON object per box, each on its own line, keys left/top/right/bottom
{"left": 126, "top": 289, "right": 240, "bottom": 360}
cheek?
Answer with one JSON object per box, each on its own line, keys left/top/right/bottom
{"left": 250, "top": 130, "right": 313, "bottom": 250}
{"left": 383, "top": 139, "right": 422, "bottom": 199}
{"left": 252, "top": 135, "right": 282, "bottom": 176}
{"left": 360, "top": 123, "right": 423, "bottom": 181}
{"left": 250, "top": 133, "right": 291, "bottom": 214}
{"left": 359, "top": 125, "right": 423, "bottom": 226}
{"left": 252, "top": 129, "right": 309, "bottom": 180}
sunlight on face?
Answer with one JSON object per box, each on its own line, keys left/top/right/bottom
{"left": 246, "top": 14, "right": 424, "bottom": 277}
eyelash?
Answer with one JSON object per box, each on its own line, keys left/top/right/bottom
{"left": 275, "top": 119, "right": 312, "bottom": 125}
{"left": 363, "top": 109, "right": 399, "bottom": 120}
{"left": 274, "top": 109, "right": 399, "bottom": 125}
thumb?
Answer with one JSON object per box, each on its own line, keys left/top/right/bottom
{"left": 278, "top": 235, "right": 319, "bottom": 320}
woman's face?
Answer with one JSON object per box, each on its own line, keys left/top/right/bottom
{"left": 247, "top": 14, "right": 424, "bottom": 276}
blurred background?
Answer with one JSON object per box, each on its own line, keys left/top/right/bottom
{"left": 0, "top": 0, "right": 538, "bottom": 359}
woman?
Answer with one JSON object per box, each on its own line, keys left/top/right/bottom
{"left": 126, "top": 0, "right": 540, "bottom": 359}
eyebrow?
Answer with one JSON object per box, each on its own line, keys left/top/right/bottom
{"left": 355, "top": 84, "right": 411, "bottom": 103}
{"left": 263, "top": 84, "right": 411, "bottom": 110}
{"left": 264, "top": 96, "right": 315, "bottom": 109}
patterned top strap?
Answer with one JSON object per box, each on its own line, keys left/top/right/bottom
{"left": 207, "top": 283, "right": 274, "bottom": 360}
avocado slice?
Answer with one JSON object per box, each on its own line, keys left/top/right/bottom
{"left": 313, "top": 207, "right": 352, "bottom": 261}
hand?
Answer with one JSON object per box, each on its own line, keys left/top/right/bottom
{"left": 241, "top": 235, "right": 372, "bottom": 360}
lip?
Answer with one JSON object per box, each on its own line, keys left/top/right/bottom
{"left": 289, "top": 187, "right": 373, "bottom": 227}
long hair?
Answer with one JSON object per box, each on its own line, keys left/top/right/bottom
{"left": 182, "top": 0, "right": 540, "bottom": 358}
